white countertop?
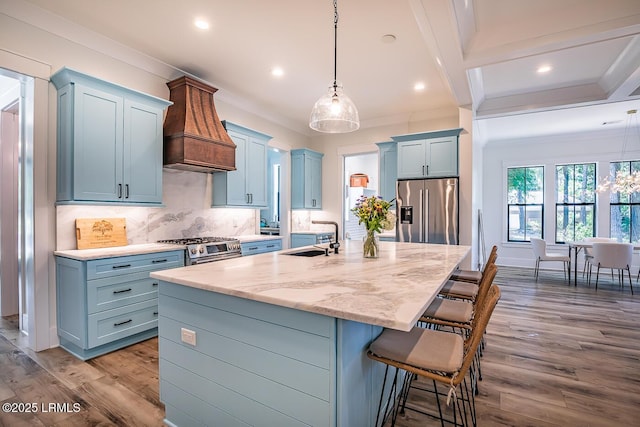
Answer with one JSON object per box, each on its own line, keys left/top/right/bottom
{"left": 236, "top": 234, "right": 283, "bottom": 243}
{"left": 54, "top": 243, "right": 184, "bottom": 261}
{"left": 291, "top": 231, "right": 335, "bottom": 235}
{"left": 151, "top": 240, "right": 470, "bottom": 331}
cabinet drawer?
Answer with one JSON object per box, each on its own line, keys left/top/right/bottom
{"left": 87, "top": 271, "right": 159, "bottom": 314}
{"left": 241, "top": 240, "right": 282, "bottom": 256}
{"left": 88, "top": 299, "right": 158, "bottom": 348}
{"left": 87, "top": 250, "right": 183, "bottom": 280}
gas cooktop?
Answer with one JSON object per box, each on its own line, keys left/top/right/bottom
{"left": 158, "top": 236, "right": 239, "bottom": 245}
{"left": 158, "top": 236, "right": 242, "bottom": 265}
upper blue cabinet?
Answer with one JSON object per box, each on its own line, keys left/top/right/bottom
{"left": 212, "top": 121, "right": 271, "bottom": 208}
{"left": 392, "top": 128, "right": 463, "bottom": 179}
{"left": 51, "top": 68, "right": 171, "bottom": 204}
{"left": 376, "top": 141, "right": 397, "bottom": 203}
{"left": 291, "top": 148, "right": 323, "bottom": 209}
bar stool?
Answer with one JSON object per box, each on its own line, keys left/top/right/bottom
{"left": 420, "top": 265, "right": 498, "bottom": 395}
{"left": 367, "top": 285, "right": 501, "bottom": 427}
{"left": 450, "top": 246, "right": 497, "bottom": 284}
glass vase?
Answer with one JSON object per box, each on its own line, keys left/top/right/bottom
{"left": 363, "top": 229, "right": 379, "bottom": 258}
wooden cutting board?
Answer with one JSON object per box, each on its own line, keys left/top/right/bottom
{"left": 75, "top": 218, "right": 127, "bottom": 250}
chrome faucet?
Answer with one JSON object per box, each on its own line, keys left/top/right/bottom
{"left": 312, "top": 220, "right": 340, "bottom": 254}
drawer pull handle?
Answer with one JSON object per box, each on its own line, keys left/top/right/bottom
{"left": 152, "top": 259, "right": 168, "bottom": 264}
{"left": 266, "top": 245, "right": 275, "bottom": 248}
{"left": 248, "top": 246, "right": 258, "bottom": 250}
{"left": 114, "top": 319, "right": 132, "bottom": 327}
{"left": 113, "top": 288, "right": 132, "bottom": 294}
{"left": 112, "top": 264, "right": 131, "bottom": 269}
{"left": 153, "top": 311, "right": 158, "bottom": 316}
{"left": 152, "top": 282, "right": 158, "bottom": 287}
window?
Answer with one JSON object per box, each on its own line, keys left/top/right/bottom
{"left": 610, "top": 160, "right": 640, "bottom": 243}
{"left": 507, "top": 166, "right": 544, "bottom": 241}
{"left": 555, "top": 163, "right": 596, "bottom": 243}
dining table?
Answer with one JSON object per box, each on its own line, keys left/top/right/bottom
{"left": 567, "top": 240, "right": 640, "bottom": 286}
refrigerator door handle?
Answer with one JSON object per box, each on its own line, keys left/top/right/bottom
{"left": 419, "top": 189, "right": 424, "bottom": 242}
{"left": 424, "top": 188, "right": 429, "bottom": 242}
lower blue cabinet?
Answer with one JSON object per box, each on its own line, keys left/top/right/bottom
{"left": 241, "top": 239, "right": 282, "bottom": 256}
{"left": 55, "top": 250, "right": 183, "bottom": 360}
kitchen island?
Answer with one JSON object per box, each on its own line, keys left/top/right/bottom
{"left": 151, "top": 240, "right": 470, "bottom": 427}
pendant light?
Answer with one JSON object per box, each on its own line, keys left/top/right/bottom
{"left": 597, "top": 109, "right": 640, "bottom": 195}
{"left": 309, "top": 0, "right": 360, "bottom": 133}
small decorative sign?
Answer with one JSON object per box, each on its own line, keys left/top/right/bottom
{"left": 75, "top": 218, "right": 127, "bottom": 249}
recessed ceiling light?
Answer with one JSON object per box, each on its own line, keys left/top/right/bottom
{"left": 194, "top": 19, "right": 210, "bottom": 30}
{"left": 537, "top": 65, "right": 552, "bottom": 74}
{"left": 414, "top": 82, "right": 426, "bottom": 91}
{"left": 271, "top": 67, "right": 284, "bottom": 77}
{"left": 381, "top": 34, "right": 396, "bottom": 44}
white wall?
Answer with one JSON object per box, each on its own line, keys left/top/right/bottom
{"left": 482, "top": 127, "right": 640, "bottom": 269}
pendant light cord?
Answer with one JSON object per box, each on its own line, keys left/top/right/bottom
{"left": 333, "top": 0, "right": 339, "bottom": 96}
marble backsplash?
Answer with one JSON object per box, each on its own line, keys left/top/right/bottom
{"left": 56, "top": 169, "right": 259, "bottom": 250}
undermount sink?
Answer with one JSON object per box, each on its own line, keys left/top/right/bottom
{"left": 284, "top": 249, "right": 328, "bottom": 257}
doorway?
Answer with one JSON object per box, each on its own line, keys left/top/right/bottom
{"left": 0, "top": 70, "right": 33, "bottom": 338}
{"left": 343, "top": 152, "right": 379, "bottom": 240}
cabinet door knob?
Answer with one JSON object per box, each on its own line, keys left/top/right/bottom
{"left": 118, "top": 183, "right": 123, "bottom": 199}
{"left": 125, "top": 184, "right": 129, "bottom": 199}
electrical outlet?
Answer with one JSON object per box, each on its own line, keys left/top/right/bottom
{"left": 180, "top": 327, "right": 196, "bottom": 346}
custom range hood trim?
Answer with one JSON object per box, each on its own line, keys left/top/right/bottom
{"left": 163, "top": 76, "right": 236, "bottom": 173}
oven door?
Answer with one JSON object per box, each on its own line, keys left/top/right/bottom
{"left": 187, "top": 252, "right": 241, "bottom": 265}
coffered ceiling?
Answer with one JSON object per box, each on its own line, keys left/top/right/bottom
{"left": 5, "top": 0, "right": 640, "bottom": 143}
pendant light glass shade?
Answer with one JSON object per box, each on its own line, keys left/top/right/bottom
{"left": 309, "top": 0, "right": 360, "bottom": 133}
{"left": 309, "top": 83, "right": 360, "bottom": 133}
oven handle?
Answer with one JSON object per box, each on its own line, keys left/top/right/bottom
{"left": 188, "top": 254, "right": 242, "bottom": 265}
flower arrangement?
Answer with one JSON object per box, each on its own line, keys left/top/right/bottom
{"left": 351, "top": 195, "right": 395, "bottom": 257}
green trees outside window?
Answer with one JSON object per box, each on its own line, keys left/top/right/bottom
{"left": 555, "top": 163, "right": 596, "bottom": 243}
{"left": 507, "top": 166, "right": 544, "bottom": 241}
{"left": 610, "top": 161, "right": 640, "bottom": 243}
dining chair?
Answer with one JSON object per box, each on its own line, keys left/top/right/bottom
{"left": 530, "top": 238, "right": 570, "bottom": 281}
{"left": 582, "top": 237, "right": 614, "bottom": 278}
{"left": 590, "top": 242, "right": 634, "bottom": 295}
{"left": 367, "top": 285, "right": 501, "bottom": 427}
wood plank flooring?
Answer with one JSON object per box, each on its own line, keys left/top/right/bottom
{"left": 1, "top": 266, "right": 639, "bottom": 426}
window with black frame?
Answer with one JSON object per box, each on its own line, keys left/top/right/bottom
{"left": 555, "top": 163, "right": 596, "bottom": 243}
{"left": 610, "top": 160, "right": 640, "bottom": 243}
{"left": 507, "top": 166, "right": 544, "bottom": 242}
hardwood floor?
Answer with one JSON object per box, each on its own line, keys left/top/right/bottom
{"left": 1, "top": 266, "right": 639, "bottom": 426}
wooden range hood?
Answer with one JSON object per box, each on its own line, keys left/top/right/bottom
{"left": 163, "top": 76, "right": 236, "bottom": 173}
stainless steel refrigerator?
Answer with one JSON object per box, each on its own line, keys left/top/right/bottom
{"left": 396, "top": 178, "right": 459, "bottom": 244}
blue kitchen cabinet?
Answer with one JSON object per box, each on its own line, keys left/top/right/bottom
{"left": 212, "top": 121, "right": 271, "bottom": 207}
{"left": 55, "top": 250, "right": 183, "bottom": 360}
{"left": 51, "top": 67, "right": 171, "bottom": 204}
{"left": 291, "top": 234, "right": 318, "bottom": 248}
{"left": 240, "top": 238, "right": 282, "bottom": 256}
{"left": 393, "top": 128, "right": 463, "bottom": 179}
{"left": 291, "top": 148, "right": 323, "bottom": 209}
{"left": 376, "top": 141, "right": 397, "bottom": 202}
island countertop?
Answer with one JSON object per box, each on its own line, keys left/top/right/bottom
{"left": 151, "top": 240, "right": 470, "bottom": 331}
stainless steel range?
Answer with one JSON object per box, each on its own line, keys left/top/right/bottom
{"left": 158, "top": 237, "right": 242, "bottom": 265}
